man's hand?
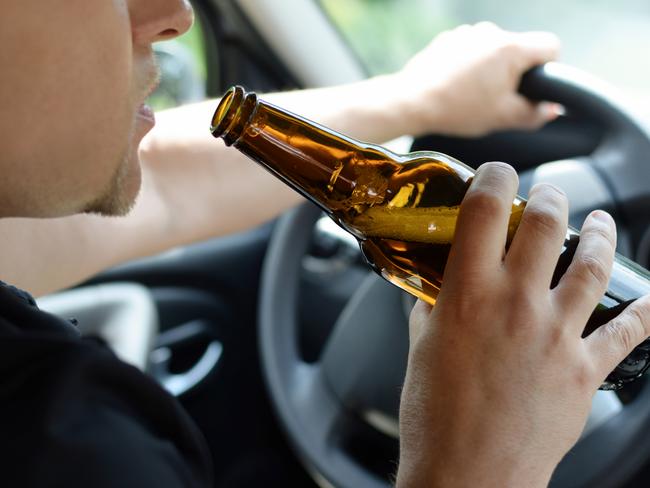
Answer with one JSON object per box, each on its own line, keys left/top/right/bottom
{"left": 390, "top": 22, "right": 561, "bottom": 137}
{"left": 396, "top": 163, "right": 650, "bottom": 487}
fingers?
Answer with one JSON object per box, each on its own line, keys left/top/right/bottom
{"left": 444, "top": 162, "right": 518, "bottom": 286}
{"left": 505, "top": 183, "right": 568, "bottom": 287}
{"left": 503, "top": 96, "right": 560, "bottom": 130}
{"left": 554, "top": 211, "right": 617, "bottom": 325}
{"left": 470, "top": 22, "right": 560, "bottom": 68}
{"left": 586, "top": 295, "right": 650, "bottom": 379}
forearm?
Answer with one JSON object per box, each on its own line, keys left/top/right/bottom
{"left": 132, "top": 76, "right": 421, "bottom": 242}
{"left": 136, "top": 74, "right": 428, "bottom": 232}
{"left": 264, "top": 74, "right": 432, "bottom": 142}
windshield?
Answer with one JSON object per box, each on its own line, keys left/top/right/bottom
{"left": 321, "top": 0, "right": 650, "bottom": 114}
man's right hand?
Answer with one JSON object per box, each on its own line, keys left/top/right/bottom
{"left": 396, "top": 162, "right": 650, "bottom": 487}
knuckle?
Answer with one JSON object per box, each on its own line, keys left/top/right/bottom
{"left": 572, "top": 364, "right": 593, "bottom": 390}
{"left": 574, "top": 253, "right": 610, "bottom": 288}
{"left": 583, "top": 220, "right": 616, "bottom": 249}
{"left": 496, "top": 41, "right": 522, "bottom": 58}
{"left": 572, "top": 362, "right": 597, "bottom": 391}
{"left": 522, "top": 205, "right": 563, "bottom": 236}
{"left": 529, "top": 183, "right": 568, "bottom": 208}
{"left": 539, "top": 183, "right": 568, "bottom": 204}
{"left": 544, "top": 324, "right": 564, "bottom": 350}
{"left": 463, "top": 163, "right": 518, "bottom": 215}
{"left": 462, "top": 188, "right": 505, "bottom": 216}
{"left": 503, "top": 290, "right": 541, "bottom": 338}
{"left": 437, "top": 287, "right": 489, "bottom": 327}
{"left": 627, "top": 300, "right": 650, "bottom": 341}
{"left": 608, "top": 316, "right": 639, "bottom": 353}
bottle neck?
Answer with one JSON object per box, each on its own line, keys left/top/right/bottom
{"left": 211, "top": 86, "right": 395, "bottom": 213}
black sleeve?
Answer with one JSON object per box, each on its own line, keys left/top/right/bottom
{"left": 0, "top": 337, "right": 213, "bottom": 488}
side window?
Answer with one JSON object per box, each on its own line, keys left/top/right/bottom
{"left": 320, "top": 0, "right": 650, "bottom": 111}
{"left": 148, "top": 8, "right": 208, "bottom": 111}
{"left": 319, "top": 0, "right": 456, "bottom": 76}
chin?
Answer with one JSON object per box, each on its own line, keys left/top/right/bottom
{"left": 84, "top": 151, "right": 143, "bottom": 217}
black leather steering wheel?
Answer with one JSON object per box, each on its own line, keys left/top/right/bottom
{"left": 258, "top": 63, "right": 650, "bottom": 488}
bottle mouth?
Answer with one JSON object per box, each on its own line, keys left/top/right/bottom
{"left": 211, "top": 86, "right": 244, "bottom": 137}
{"left": 210, "top": 86, "right": 257, "bottom": 146}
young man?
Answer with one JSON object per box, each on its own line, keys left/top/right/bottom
{"left": 2, "top": 1, "right": 649, "bottom": 487}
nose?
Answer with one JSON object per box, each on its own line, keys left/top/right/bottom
{"left": 131, "top": 0, "right": 194, "bottom": 44}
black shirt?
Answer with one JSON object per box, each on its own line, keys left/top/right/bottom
{"left": 0, "top": 281, "right": 213, "bottom": 487}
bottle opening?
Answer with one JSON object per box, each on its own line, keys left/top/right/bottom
{"left": 210, "top": 85, "right": 258, "bottom": 146}
{"left": 210, "top": 86, "right": 244, "bottom": 138}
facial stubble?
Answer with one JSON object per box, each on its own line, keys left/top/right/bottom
{"left": 83, "top": 150, "right": 140, "bottom": 217}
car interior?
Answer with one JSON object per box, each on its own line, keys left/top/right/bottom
{"left": 36, "top": 0, "right": 650, "bottom": 486}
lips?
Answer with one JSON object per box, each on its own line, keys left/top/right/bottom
{"left": 137, "top": 103, "right": 156, "bottom": 123}
{"left": 136, "top": 62, "right": 161, "bottom": 130}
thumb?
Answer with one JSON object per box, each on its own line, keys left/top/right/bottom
{"left": 409, "top": 299, "right": 433, "bottom": 343}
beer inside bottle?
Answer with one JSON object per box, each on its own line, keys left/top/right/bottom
{"left": 211, "top": 85, "right": 650, "bottom": 390}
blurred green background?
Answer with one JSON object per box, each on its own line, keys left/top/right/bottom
{"left": 148, "top": 18, "right": 207, "bottom": 111}
{"left": 320, "top": 0, "right": 457, "bottom": 75}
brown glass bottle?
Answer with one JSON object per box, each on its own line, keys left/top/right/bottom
{"left": 211, "top": 85, "right": 650, "bottom": 390}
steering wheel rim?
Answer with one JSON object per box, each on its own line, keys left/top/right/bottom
{"left": 519, "top": 63, "right": 650, "bottom": 235}
{"left": 259, "top": 63, "right": 650, "bottom": 488}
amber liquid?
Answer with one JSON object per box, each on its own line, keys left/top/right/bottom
{"left": 323, "top": 154, "right": 523, "bottom": 305}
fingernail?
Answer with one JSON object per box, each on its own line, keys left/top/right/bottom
{"left": 590, "top": 210, "right": 613, "bottom": 225}
{"left": 551, "top": 103, "right": 565, "bottom": 116}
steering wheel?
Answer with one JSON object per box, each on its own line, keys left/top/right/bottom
{"left": 258, "top": 63, "right": 650, "bottom": 488}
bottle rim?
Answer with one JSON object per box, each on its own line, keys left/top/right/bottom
{"left": 211, "top": 85, "right": 259, "bottom": 147}
{"left": 210, "top": 85, "right": 245, "bottom": 139}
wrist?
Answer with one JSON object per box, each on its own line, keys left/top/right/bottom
{"left": 346, "top": 73, "right": 444, "bottom": 142}
{"left": 396, "top": 465, "right": 553, "bottom": 488}
{"left": 396, "top": 445, "right": 556, "bottom": 488}
{"left": 376, "top": 72, "right": 448, "bottom": 139}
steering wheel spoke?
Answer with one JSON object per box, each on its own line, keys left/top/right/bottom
{"left": 320, "top": 273, "right": 408, "bottom": 419}
{"left": 289, "top": 363, "right": 346, "bottom": 450}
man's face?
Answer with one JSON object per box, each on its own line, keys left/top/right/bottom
{"left": 0, "top": 0, "right": 193, "bottom": 218}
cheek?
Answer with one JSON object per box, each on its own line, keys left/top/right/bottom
{"left": 0, "top": 0, "right": 135, "bottom": 213}
{"left": 76, "top": 35, "right": 135, "bottom": 193}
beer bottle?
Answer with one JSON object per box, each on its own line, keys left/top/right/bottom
{"left": 210, "top": 85, "right": 650, "bottom": 390}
